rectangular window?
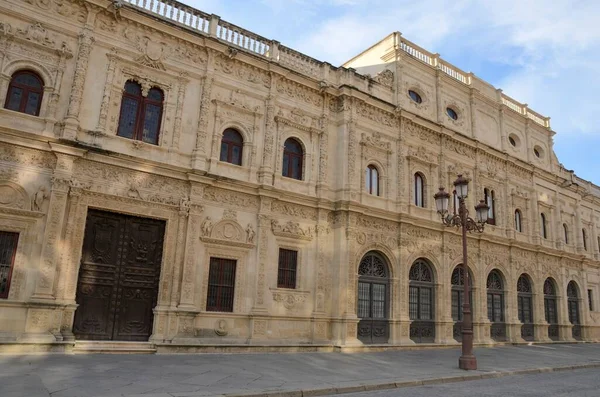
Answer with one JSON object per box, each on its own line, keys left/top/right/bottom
{"left": 409, "top": 286, "right": 419, "bottom": 320}
{"left": 206, "top": 257, "right": 236, "bottom": 312}
{"left": 589, "top": 289, "right": 594, "bottom": 311}
{"left": 358, "top": 282, "right": 370, "bottom": 318}
{"left": 372, "top": 283, "right": 386, "bottom": 319}
{"left": 0, "top": 231, "right": 19, "bottom": 299}
{"left": 277, "top": 249, "right": 297, "bottom": 289}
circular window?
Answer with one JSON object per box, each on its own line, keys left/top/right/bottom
{"left": 408, "top": 90, "right": 422, "bottom": 104}
{"left": 508, "top": 134, "right": 520, "bottom": 148}
{"left": 533, "top": 145, "right": 544, "bottom": 158}
{"left": 509, "top": 136, "right": 516, "bottom": 146}
{"left": 446, "top": 107, "right": 458, "bottom": 120}
{"left": 534, "top": 148, "right": 540, "bottom": 157}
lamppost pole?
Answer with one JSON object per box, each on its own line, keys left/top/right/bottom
{"left": 434, "top": 174, "right": 488, "bottom": 371}
{"left": 458, "top": 195, "right": 476, "bottom": 370}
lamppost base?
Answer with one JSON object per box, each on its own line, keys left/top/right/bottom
{"left": 459, "top": 355, "right": 477, "bottom": 370}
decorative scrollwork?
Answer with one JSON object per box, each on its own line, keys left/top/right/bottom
{"left": 451, "top": 266, "right": 472, "bottom": 286}
{"left": 517, "top": 275, "right": 531, "bottom": 293}
{"left": 544, "top": 279, "right": 556, "bottom": 296}
{"left": 358, "top": 253, "right": 387, "bottom": 278}
{"left": 409, "top": 259, "right": 433, "bottom": 282}
{"left": 567, "top": 281, "right": 579, "bottom": 298}
{"left": 486, "top": 270, "right": 503, "bottom": 290}
{"left": 490, "top": 323, "right": 506, "bottom": 340}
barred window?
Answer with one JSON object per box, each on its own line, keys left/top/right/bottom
{"left": 567, "top": 281, "right": 579, "bottom": 324}
{"left": 486, "top": 270, "right": 504, "bottom": 322}
{"left": 206, "top": 257, "right": 236, "bottom": 312}
{"left": 0, "top": 231, "right": 19, "bottom": 299}
{"left": 517, "top": 275, "right": 533, "bottom": 324}
{"left": 409, "top": 259, "right": 434, "bottom": 320}
{"left": 277, "top": 249, "right": 297, "bottom": 289}
{"left": 544, "top": 278, "right": 558, "bottom": 324}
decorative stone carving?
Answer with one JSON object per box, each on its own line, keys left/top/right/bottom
{"left": 275, "top": 108, "right": 320, "bottom": 132}
{"left": 404, "top": 121, "right": 439, "bottom": 145}
{"left": 246, "top": 223, "right": 255, "bottom": 244}
{"left": 271, "top": 201, "right": 318, "bottom": 221}
{"left": 407, "top": 146, "right": 437, "bottom": 165}
{"left": 276, "top": 78, "right": 322, "bottom": 107}
{"left": 0, "top": 182, "right": 30, "bottom": 210}
{"left": 272, "top": 290, "right": 307, "bottom": 312}
{"left": 214, "top": 319, "right": 228, "bottom": 336}
{"left": 356, "top": 101, "right": 398, "bottom": 128}
{"left": 201, "top": 216, "right": 213, "bottom": 237}
{"left": 23, "top": 0, "right": 87, "bottom": 23}
{"left": 271, "top": 220, "right": 313, "bottom": 241}
{"left": 214, "top": 54, "right": 271, "bottom": 88}
{"left": 32, "top": 186, "right": 48, "bottom": 211}
{"left": 203, "top": 187, "right": 259, "bottom": 209}
{"left": 222, "top": 209, "right": 237, "bottom": 220}
{"left": 0, "top": 21, "right": 73, "bottom": 57}
{"left": 361, "top": 132, "right": 392, "bottom": 153}
{"left": 373, "top": 69, "right": 394, "bottom": 88}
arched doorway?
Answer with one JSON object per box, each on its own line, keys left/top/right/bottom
{"left": 567, "top": 281, "right": 581, "bottom": 339}
{"left": 357, "top": 252, "right": 390, "bottom": 344}
{"left": 451, "top": 265, "right": 473, "bottom": 342}
{"left": 517, "top": 274, "right": 534, "bottom": 341}
{"left": 487, "top": 270, "right": 506, "bottom": 341}
{"left": 544, "top": 278, "right": 559, "bottom": 340}
{"left": 409, "top": 259, "right": 435, "bottom": 343}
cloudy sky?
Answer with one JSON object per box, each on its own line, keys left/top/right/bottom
{"left": 178, "top": 0, "right": 599, "bottom": 185}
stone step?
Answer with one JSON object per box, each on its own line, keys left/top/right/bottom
{"left": 73, "top": 341, "right": 156, "bottom": 354}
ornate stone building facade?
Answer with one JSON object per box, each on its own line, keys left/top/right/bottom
{"left": 0, "top": 0, "right": 599, "bottom": 352}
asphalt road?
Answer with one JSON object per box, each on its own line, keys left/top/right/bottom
{"left": 332, "top": 368, "right": 600, "bottom": 397}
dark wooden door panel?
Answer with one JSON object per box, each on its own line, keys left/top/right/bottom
{"left": 114, "top": 218, "right": 164, "bottom": 341}
{"left": 74, "top": 210, "right": 165, "bottom": 341}
{"left": 74, "top": 211, "right": 124, "bottom": 340}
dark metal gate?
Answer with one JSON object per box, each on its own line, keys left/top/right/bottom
{"left": 357, "top": 252, "right": 389, "bottom": 344}
{"left": 73, "top": 210, "right": 165, "bottom": 341}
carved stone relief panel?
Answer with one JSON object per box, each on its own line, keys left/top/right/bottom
{"left": 72, "top": 160, "right": 187, "bottom": 206}
{"left": 0, "top": 181, "right": 31, "bottom": 211}
{"left": 271, "top": 200, "right": 318, "bottom": 221}
{"left": 214, "top": 54, "right": 271, "bottom": 89}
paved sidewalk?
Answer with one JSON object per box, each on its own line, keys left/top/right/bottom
{"left": 1, "top": 344, "right": 600, "bottom": 397}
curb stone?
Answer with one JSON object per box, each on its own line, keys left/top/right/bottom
{"left": 223, "top": 363, "right": 600, "bottom": 397}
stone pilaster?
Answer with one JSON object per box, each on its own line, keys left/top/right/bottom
{"left": 62, "top": 24, "right": 96, "bottom": 140}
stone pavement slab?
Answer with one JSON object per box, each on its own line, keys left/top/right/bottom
{"left": 1, "top": 344, "right": 600, "bottom": 397}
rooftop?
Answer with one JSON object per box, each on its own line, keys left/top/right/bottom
{"left": 121, "top": 0, "right": 551, "bottom": 130}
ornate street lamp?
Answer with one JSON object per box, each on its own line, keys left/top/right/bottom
{"left": 434, "top": 174, "right": 489, "bottom": 371}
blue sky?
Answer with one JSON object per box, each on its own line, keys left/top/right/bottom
{"left": 181, "top": 0, "right": 600, "bottom": 185}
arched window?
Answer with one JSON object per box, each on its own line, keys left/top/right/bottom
{"left": 487, "top": 270, "right": 506, "bottom": 340}
{"left": 414, "top": 173, "right": 425, "bottom": 207}
{"left": 365, "top": 165, "right": 380, "bottom": 196}
{"left": 4, "top": 70, "right": 44, "bottom": 116}
{"left": 515, "top": 209, "right": 522, "bottom": 232}
{"left": 540, "top": 213, "right": 547, "bottom": 239}
{"left": 451, "top": 265, "right": 472, "bottom": 341}
{"left": 582, "top": 229, "right": 588, "bottom": 251}
{"left": 517, "top": 274, "right": 533, "bottom": 340}
{"left": 567, "top": 281, "right": 581, "bottom": 339}
{"left": 453, "top": 190, "right": 460, "bottom": 215}
{"left": 282, "top": 138, "right": 303, "bottom": 180}
{"left": 563, "top": 224, "right": 569, "bottom": 244}
{"left": 357, "top": 252, "right": 390, "bottom": 344}
{"left": 409, "top": 259, "right": 434, "bottom": 342}
{"left": 544, "top": 278, "right": 558, "bottom": 340}
{"left": 484, "top": 189, "right": 495, "bottom": 225}
{"left": 220, "top": 128, "right": 243, "bottom": 166}
{"left": 117, "top": 81, "right": 164, "bottom": 145}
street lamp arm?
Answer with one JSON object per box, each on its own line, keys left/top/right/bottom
{"left": 440, "top": 212, "right": 486, "bottom": 233}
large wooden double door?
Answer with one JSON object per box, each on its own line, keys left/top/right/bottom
{"left": 73, "top": 210, "right": 165, "bottom": 341}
